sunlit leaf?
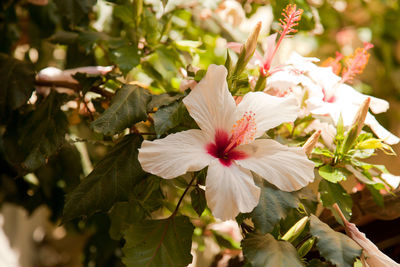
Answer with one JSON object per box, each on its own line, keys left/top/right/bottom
{"left": 319, "top": 179, "right": 353, "bottom": 221}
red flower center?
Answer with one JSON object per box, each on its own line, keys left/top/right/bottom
{"left": 206, "top": 130, "right": 247, "bottom": 167}
{"left": 206, "top": 112, "right": 256, "bottom": 167}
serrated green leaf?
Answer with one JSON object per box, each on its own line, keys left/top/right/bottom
{"left": 318, "top": 165, "right": 348, "bottom": 183}
{"left": 91, "top": 85, "right": 151, "bottom": 135}
{"left": 153, "top": 101, "right": 196, "bottom": 135}
{"left": 63, "top": 134, "right": 146, "bottom": 221}
{"left": 251, "top": 181, "right": 300, "bottom": 234}
{"left": 242, "top": 233, "right": 304, "bottom": 267}
{"left": 148, "top": 93, "right": 183, "bottom": 110}
{"left": 122, "top": 216, "right": 194, "bottom": 267}
{"left": 111, "top": 46, "right": 140, "bottom": 75}
{"left": 319, "top": 179, "right": 353, "bottom": 221}
{"left": 3, "top": 91, "right": 68, "bottom": 172}
{"left": 0, "top": 53, "right": 35, "bottom": 122}
{"left": 190, "top": 186, "right": 206, "bottom": 216}
{"left": 310, "top": 215, "right": 362, "bottom": 267}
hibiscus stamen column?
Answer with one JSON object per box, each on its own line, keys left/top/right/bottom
{"left": 254, "top": 4, "right": 303, "bottom": 92}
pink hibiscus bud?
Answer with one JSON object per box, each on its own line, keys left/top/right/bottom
{"left": 352, "top": 97, "right": 370, "bottom": 136}
{"left": 243, "top": 21, "right": 262, "bottom": 64}
{"left": 303, "top": 130, "right": 321, "bottom": 156}
{"left": 333, "top": 204, "right": 400, "bottom": 267}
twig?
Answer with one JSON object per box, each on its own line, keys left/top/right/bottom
{"left": 34, "top": 79, "right": 114, "bottom": 99}
{"left": 171, "top": 174, "right": 196, "bottom": 217}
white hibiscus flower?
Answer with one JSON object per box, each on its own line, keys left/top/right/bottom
{"left": 138, "top": 64, "right": 315, "bottom": 220}
{"left": 267, "top": 52, "right": 400, "bottom": 145}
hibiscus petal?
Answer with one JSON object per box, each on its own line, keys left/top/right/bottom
{"left": 236, "top": 139, "right": 315, "bottom": 191}
{"left": 183, "top": 65, "right": 236, "bottom": 139}
{"left": 205, "top": 161, "right": 260, "bottom": 220}
{"left": 138, "top": 129, "right": 213, "bottom": 179}
{"left": 365, "top": 113, "right": 400, "bottom": 145}
{"left": 236, "top": 92, "right": 299, "bottom": 138}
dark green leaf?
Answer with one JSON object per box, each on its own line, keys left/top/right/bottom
{"left": 0, "top": 54, "right": 35, "bottom": 122}
{"left": 91, "top": 85, "right": 151, "bottom": 135}
{"left": 366, "top": 184, "right": 384, "bottom": 207}
{"left": 153, "top": 101, "right": 195, "bottom": 135}
{"left": 242, "top": 233, "right": 304, "bottom": 267}
{"left": 54, "top": 0, "right": 96, "bottom": 25}
{"left": 319, "top": 179, "right": 353, "bottom": 221}
{"left": 3, "top": 91, "right": 68, "bottom": 171}
{"left": 251, "top": 181, "right": 300, "bottom": 234}
{"left": 307, "top": 259, "right": 330, "bottom": 267}
{"left": 318, "top": 165, "right": 348, "bottom": 183}
{"left": 190, "top": 186, "right": 206, "bottom": 216}
{"left": 63, "top": 134, "right": 146, "bottom": 221}
{"left": 310, "top": 215, "right": 362, "bottom": 267}
{"left": 122, "top": 216, "right": 194, "bottom": 267}
{"left": 148, "top": 93, "right": 183, "bottom": 110}
{"left": 111, "top": 46, "right": 140, "bottom": 75}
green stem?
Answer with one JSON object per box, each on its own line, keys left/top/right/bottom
{"left": 254, "top": 74, "right": 267, "bottom": 91}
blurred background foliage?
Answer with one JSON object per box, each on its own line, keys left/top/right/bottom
{"left": 1, "top": 0, "right": 400, "bottom": 266}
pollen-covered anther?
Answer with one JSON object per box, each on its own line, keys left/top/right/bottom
{"left": 227, "top": 111, "right": 257, "bottom": 151}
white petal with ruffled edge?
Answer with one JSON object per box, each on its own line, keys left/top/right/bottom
{"left": 365, "top": 113, "right": 400, "bottom": 145}
{"left": 183, "top": 65, "right": 236, "bottom": 139}
{"left": 205, "top": 161, "right": 261, "bottom": 220}
{"left": 236, "top": 139, "right": 315, "bottom": 191}
{"left": 236, "top": 92, "right": 299, "bottom": 138}
{"left": 138, "top": 129, "right": 213, "bottom": 179}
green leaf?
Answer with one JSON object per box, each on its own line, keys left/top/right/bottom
{"left": 251, "top": 181, "right": 300, "bottom": 234}
{"left": 148, "top": 93, "right": 183, "bottom": 110}
{"left": 310, "top": 215, "right": 362, "bottom": 267}
{"left": 114, "top": 5, "right": 136, "bottom": 27}
{"left": 312, "top": 147, "right": 335, "bottom": 158}
{"left": 190, "top": 186, "right": 206, "bottom": 216}
{"left": 319, "top": 180, "right": 353, "bottom": 221}
{"left": 109, "top": 176, "right": 163, "bottom": 240}
{"left": 111, "top": 46, "right": 140, "bottom": 75}
{"left": 318, "top": 165, "right": 348, "bottom": 183}
{"left": 91, "top": 85, "right": 151, "bottom": 136}
{"left": 122, "top": 216, "right": 194, "bottom": 267}
{"left": 366, "top": 184, "right": 384, "bottom": 207}
{"left": 153, "top": 101, "right": 195, "bottom": 135}
{"left": 307, "top": 259, "right": 330, "bottom": 267}
{"left": 0, "top": 54, "right": 35, "bottom": 122}
{"left": 3, "top": 91, "right": 68, "bottom": 172}
{"left": 54, "top": 0, "right": 96, "bottom": 25}
{"left": 63, "top": 134, "right": 146, "bottom": 221}
{"left": 242, "top": 233, "right": 304, "bottom": 267}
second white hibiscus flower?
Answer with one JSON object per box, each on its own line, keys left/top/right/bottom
{"left": 138, "top": 64, "right": 315, "bottom": 220}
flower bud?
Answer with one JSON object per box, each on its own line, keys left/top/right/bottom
{"left": 281, "top": 216, "right": 309, "bottom": 242}
{"left": 303, "top": 130, "right": 321, "bottom": 156}
{"left": 243, "top": 21, "right": 262, "bottom": 63}
{"left": 352, "top": 97, "right": 370, "bottom": 136}
{"left": 297, "top": 237, "right": 315, "bottom": 258}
